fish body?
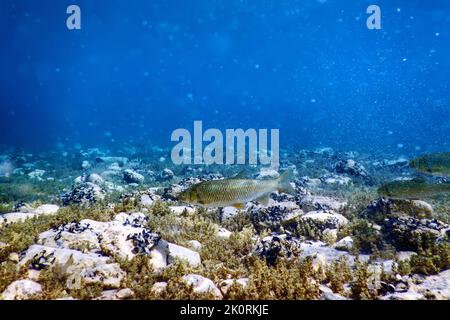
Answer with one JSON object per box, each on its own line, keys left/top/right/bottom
{"left": 377, "top": 177, "right": 450, "bottom": 200}
{"left": 409, "top": 152, "right": 450, "bottom": 177}
{"left": 177, "top": 171, "right": 294, "bottom": 208}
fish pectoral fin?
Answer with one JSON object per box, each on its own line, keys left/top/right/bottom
{"left": 255, "top": 194, "right": 270, "bottom": 206}
{"left": 232, "top": 203, "right": 245, "bottom": 209}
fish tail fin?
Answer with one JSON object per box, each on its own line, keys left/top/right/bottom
{"left": 277, "top": 169, "right": 295, "bottom": 195}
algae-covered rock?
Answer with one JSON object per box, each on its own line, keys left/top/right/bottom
{"left": 61, "top": 182, "right": 105, "bottom": 206}
{"left": 1, "top": 279, "right": 42, "bottom": 300}
{"left": 181, "top": 274, "right": 222, "bottom": 299}
{"left": 299, "top": 195, "right": 347, "bottom": 213}
{"left": 384, "top": 216, "right": 449, "bottom": 250}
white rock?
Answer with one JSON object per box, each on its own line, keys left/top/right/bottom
{"left": 140, "top": 194, "right": 154, "bottom": 206}
{"left": 415, "top": 269, "right": 450, "bottom": 299}
{"left": 299, "top": 196, "right": 347, "bottom": 212}
{"left": 81, "top": 160, "right": 91, "bottom": 169}
{"left": 160, "top": 168, "right": 174, "bottom": 180}
{"left": 334, "top": 236, "right": 354, "bottom": 251}
{"left": 221, "top": 206, "right": 239, "bottom": 220}
{"left": 382, "top": 292, "right": 424, "bottom": 300}
{"left": 257, "top": 168, "right": 279, "bottom": 179}
{"left": 218, "top": 278, "right": 249, "bottom": 295}
{"left": 116, "top": 288, "right": 134, "bottom": 299}
{"left": 123, "top": 169, "right": 144, "bottom": 184}
{"left": 0, "top": 212, "right": 36, "bottom": 226}
{"left": 166, "top": 242, "right": 201, "bottom": 267}
{"left": 87, "top": 173, "right": 104, "bottom": 185}
{"left": 301, "top": 210, "right": 349, "bottom": 228}
{"left": 34, "top": 204, "right": 59, "bottom": 215}
{"left": 217, "top": 227, "right": 232, "bottom": 240}
{"left": 28, "top": 169, "right": 45, "bottom": 180}
{"left": 170, "top": 206, "right": 195, "bottom": 215}
{"left": 81, "top": 263, "right": 125, "bottom": 288}
{"left": 186, "top": 240, "right": 202, "bottom": 252}
{"left": 182, "top": 274, "right": 222, "bottom": 298}
{"left": 396, "top": 251, "right": 417, "bottom": 262}
{"left": 19, "top": 245, "right": 124, "bottom": 289}
{"left": 151, "top": 282, "right": 167, "bottom": 294}
{"left": 319, "top": 285, "right": 347, "bottom": 300}
{"left": 1, "top": 279, "right": 42, "bottom": 300}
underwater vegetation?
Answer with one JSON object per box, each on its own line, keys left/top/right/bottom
{"left": 0, "top": 147, "right": 449, "bottom": 300}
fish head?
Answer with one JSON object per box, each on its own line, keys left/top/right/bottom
{"left": 409, "top": 157, "right": 431, "bottom": 174}
{"left": 377, "top": 184, "right": 393, "bottom": 197}
{"left": 177, "top": 186, "right": 199, "bottom": 204}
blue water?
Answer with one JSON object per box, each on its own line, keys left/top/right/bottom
{"left": 1, "top": 0, "right": 449, "bottom": 155}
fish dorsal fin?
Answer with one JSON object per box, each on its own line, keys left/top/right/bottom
{"left": 411, "top": 176, "right": 426, "bottom": 183}
{"left": 232, "top": 169, "right": 251, "bottom": 179}
{"left": 255, "top": 194, "right": 270, "bottom": 206}
{"left": 232, "top": 203, "right": 245, "bottom": 209}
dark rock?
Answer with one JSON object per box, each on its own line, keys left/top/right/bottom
{"left": 384, "top": 216, "right": 449, "bottom": 251}
{"left": 253, "top": 234, "right": 302, "bottom": 265}
{"left": 61, "top": 182, "right": 105, "bottom": 206}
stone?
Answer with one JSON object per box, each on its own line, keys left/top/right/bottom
{"left": 257, "top": 168, "right": 279, "bottom": 179}
{"left": 8, "top": 252, "right": 20, "bottom": 263}
{"left": 61, "top": 182, "right": 105, "bottom": 206}
{"left": 415, "top": 269, "right": 450, "bottom": 300}
{"left": 19, "top": 245, "right": 125, "bottom": 289}
{"left": 87, "top": 173, "right": 104, "bottom": 185}
{"left": 250, "top": 201, "right": 303, "bottom": 233}
{"left": 159, "top": 168, "right": 174, "bottom": 180}
{"left": 123, "top": 169, "right": 144, "bottom": 184}
{"left": 221, "top": 206, "right": 239, "bottom": 220}
{"left": 1, "top": 279, "right": 42, "bottom": 300}
{"left": 140, "top": 194, "right": 154, "bottom": 206}
{"left": 186, "top": 240, "right": 202, "bottom": 252}
{"left": 300, "top": 210, "right": 349, "bottom": 229}
{"left": 151, "top": 282, "right": 167, "bottom": 294}
{"left": 182, "top": 274, "right": 222, "bottom": 299}
{"left": 0, "top": 212, "right": 38, "bottom": 227}
{"left": 361, "top": 198, "right": 434, "bottom": 221}
{"left": 384, "top": 216, "right": 449, "bottom": 250}
{"left": 218, "top": 278, "right": 249, "bottom": 295}
{"left": 334, "top": 236, "right": 354, "bottom": 251}
{"left": 217, "top": 227, "right": 232, "bottom": 240}
{"left": 396, "top": 251, "right": 417, "bottom": 262}
{"left": 381, "top": 291, "right": 424, "bottom": 300}
{"left": 170, "top": 206, "right": 195, "bottom": 215}
{"left": 319, "top": 285, "right": 347, "bottom": 300}
{"left": 166, "top": 242, "right": 201, "bottom": 267}
{"left": 299, "top": 196, "right": 347, "bottom": 213}
{"left": 28, "top": 169, "right": 45, "bottom": 180}
{"left": 320, "top": 174, "right": 352, "bottom": 186}
{"left": 34, "top": 204, "right": 59, "bottom": 215}
{"left": 254, "top": 234, "right": 303, "bottom": 265}
{"left": 81, "top": 160, "right": 91, "bottom": 169}
{"left": 334, "top": 159, "right": 372, "bottom": 184}
{"left": 0, "top": 204, "right": 59, "bottom": 227}
{"left": 116, "top": 288, "right": 134, "bottom": 299}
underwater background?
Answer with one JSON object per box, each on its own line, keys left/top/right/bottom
{"left": 1, "top": 0, "right": 449, "bottom": 154}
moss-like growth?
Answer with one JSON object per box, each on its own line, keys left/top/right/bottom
{"left": 350, "top": 219, "right": 383, "bottom": 254}
{"left": 350, "top": 260, "right": 375, "bottom": 300}
{"left": 325, "top": 257, "right": 352, "bottom": 294}
{"left": 407, "top": 240, "right": 450, "bottom": 275}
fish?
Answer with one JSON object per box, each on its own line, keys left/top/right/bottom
{"left": 409, "top": 152, "right": 450, "bottom": 177}
{"left": 177, "top": 170, "right": 295, "bottom": 208}
{"left": 377, "top": 177, "right": 450, "bottom": 200}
